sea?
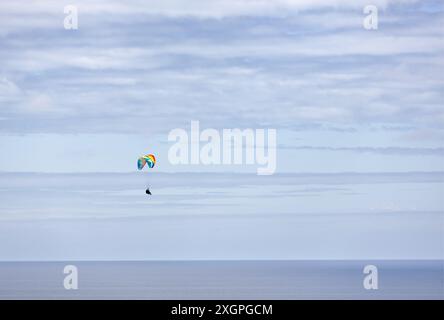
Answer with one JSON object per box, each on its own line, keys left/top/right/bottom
{"left": 0, "top": 260, "right": 442, "bottom": 299}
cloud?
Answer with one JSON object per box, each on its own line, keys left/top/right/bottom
{"left": 0, "top": 1, "right": 442, "bottom": 134}
{"left": 0, "top": 1, "right": 418, "bottom": 21}
{"left": 0, "top": 77, "right": 20, "bottom": 95}
{"left": 0, "top": 171, "right": 442, "bottom": 220}
{"left": 22, "top": 94, "right": 54, "bottom": 113}
{"left": 280, "top": 145, "right": 444, "bottom": 156}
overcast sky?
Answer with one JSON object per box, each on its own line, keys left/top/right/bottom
{"left": 0, "top": 1, "right": 443, "bottom": 260}
{"left": 0, "top": 0, "right": 443, "bottom": 173}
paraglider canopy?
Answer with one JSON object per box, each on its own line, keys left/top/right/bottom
{"left": 138, "top": 154, "right": 156, "bottom": 170}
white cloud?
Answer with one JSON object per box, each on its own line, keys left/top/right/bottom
{"left": 0, "top": 77, "right": 20, "bottom": 96}
{"left": 0, "top": 1, "right": 442, "bottom": 134}
{"left": 0, "top": 1, "right": 415, "bottom": 17}
{"left": 23, "top": 94, "right": 54, "bottom": 113}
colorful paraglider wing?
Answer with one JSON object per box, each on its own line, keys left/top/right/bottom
{"left": 137, "top": 157, "right": 146, "bottom": 170}
{"left": 146, "top": 154, "right": 156, "bottom": 168}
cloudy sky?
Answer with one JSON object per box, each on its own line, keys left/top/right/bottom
{"left": 0, "top": 1, "right": 443, "bottom": 260}
{"left": 0, "top": 0, "right": 443, "bottom": 173}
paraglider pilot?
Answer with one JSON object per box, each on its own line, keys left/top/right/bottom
{"left": 138, "top": 154, "right": 156, "bottom": 196}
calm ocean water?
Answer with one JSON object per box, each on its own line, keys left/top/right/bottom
{"left": 0, "top": 260, "right": 442, "bottom": 299}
